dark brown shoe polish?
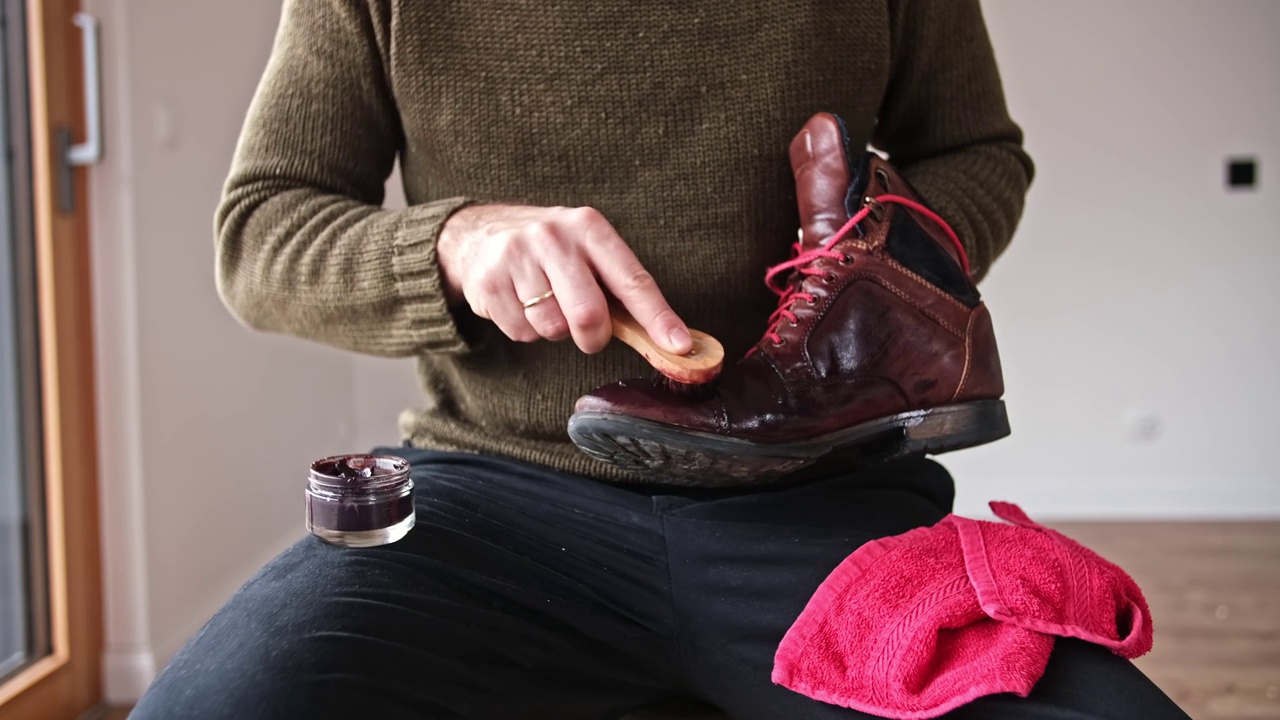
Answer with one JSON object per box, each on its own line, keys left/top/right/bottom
{"left": 306, "top": 455, "right": 415, "bottom": 546}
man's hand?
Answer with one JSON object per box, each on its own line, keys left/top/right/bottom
{"left": 437, "top": 204, "right": 693, "bottom": 355}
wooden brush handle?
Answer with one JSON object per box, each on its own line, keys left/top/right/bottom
{"left": 609, "top": 304, "right": 724, "bottom": 385}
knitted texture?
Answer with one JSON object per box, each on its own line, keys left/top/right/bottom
{"left": 215, "top": 0, "right": 1034, "bottom": 483}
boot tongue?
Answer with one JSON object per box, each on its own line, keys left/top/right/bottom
{"left": 789, "top": 113, "right": 871, "bottom": 249}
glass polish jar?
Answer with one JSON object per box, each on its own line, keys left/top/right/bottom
{"left": 306, "top": 454, "right": 415, "bottom": 547}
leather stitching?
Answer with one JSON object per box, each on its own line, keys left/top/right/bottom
{"left": 759, "top": 350, "right": 798, "bottom": 396}
{"left": 882, "top": 252, "right": 970, "bottom": 312}
{"left": 838, "top": 239, "right": 874, "bottom": 252}
{"left": 952, "top": 310, "right": 978, "bottom": 402}
{"left": 793, "top": 253, "right": 965, "bottom": 376}
{"left": 849, "top": 272, "right": 965, "bottom": 338}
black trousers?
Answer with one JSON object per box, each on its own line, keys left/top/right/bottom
{"left": 132, "top": 449, "right": 1189, "bottom": 720}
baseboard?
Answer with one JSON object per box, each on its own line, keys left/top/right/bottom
{"left": 103, "top": 650, "right": 156, "bottom": 704}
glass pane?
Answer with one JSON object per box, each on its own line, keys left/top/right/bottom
{"left": 0, "top": 0, "right": 48, "bottom": 682}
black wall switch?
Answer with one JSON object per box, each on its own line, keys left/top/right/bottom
{"left": 1227, "top": 157, "right": 1257, "bottom": 190}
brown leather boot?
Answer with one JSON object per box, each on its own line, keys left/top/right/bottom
{"left": 569, "top": 113, "right": 1009, "bottom": 485}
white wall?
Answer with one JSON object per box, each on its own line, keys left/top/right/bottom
{"left": 87, "top": 0, "right": 356, "bottom": 703}
{"left": 944, "top": 0, "right": 1280, "bottom": 518}
{"left": 86, "top": 0, "right": 1280, "bottom": 703}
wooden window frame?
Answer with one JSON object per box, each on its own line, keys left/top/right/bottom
{"left": 0, "top": 0, "right": 103, "bottom": 717}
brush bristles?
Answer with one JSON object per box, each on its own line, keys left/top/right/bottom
{"left": 656, "top": 372, "right": 719, "bottom": 399}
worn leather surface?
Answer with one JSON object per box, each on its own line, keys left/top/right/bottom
{"left": 576, "top": 113, "right": 1003, "bottom": 442}
{"left": 790, "top": 115, "right": 852, "bottom": 248}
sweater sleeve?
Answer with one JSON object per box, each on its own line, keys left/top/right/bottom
{"left": 871, "top": 0, "right": 1034, "bottom": 281}
{"left": 214, "top": 0, "right": 471, "bottom": 357}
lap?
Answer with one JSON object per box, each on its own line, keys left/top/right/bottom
{"left": 131, "top": 451, "right": 681, "bottom": 720}
{"left": 694, "top": 637, "right": 1188, "bottom": 720}
{"left": 660, "top": 461, "right": 1189, "bottom": 720}
{"left": 132, "top": 449, "right": 1189, "bottom": 720}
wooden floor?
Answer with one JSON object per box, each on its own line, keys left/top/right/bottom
{"left": 1053, "top": 522, "right": 1280, "bottom": 720}
{"left": 92, "top": 523, "right": 1279, "bottom": 720}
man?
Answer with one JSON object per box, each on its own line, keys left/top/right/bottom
{"left": 132, "top": 1, "right": 1189, "bottom": 718}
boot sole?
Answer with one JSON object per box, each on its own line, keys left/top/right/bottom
{"left": 568, "top": 399, "right": 1010, "bottom": 485}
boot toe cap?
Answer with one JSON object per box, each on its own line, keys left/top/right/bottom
{"left": 574, "top": 377, "right": 724, "bottom": 432}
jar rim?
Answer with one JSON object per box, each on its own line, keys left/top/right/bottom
{"left": 308, "top": 454, "right": 411, "bottom": 490}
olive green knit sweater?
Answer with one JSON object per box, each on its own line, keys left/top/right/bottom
{"left": 216, "top": 0, "right": 1033, "bottom": 483}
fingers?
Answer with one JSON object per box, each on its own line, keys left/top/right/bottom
{"left": 515, "top": 211, "right": 613, "bottom": 353}
{"left": 457, "top": 204, "right": 686, "bottom": 355}
{"left": 467, "top": 275, "right": 539, "bottom": 344}
{"left": 581, "top": 212, "right": 691, "bottom": 354}
{"left": 512, "top": 266, "right": 571, "bottom": 343}
{"left": 542, "top": 257, "right": 612, "bottom": 353}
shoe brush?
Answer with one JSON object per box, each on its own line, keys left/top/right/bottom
{"left": 609, "top": 303, "right": 724, "bottom": 396}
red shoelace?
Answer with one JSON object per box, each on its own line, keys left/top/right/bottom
{"left": 751, "top": 194, "right": 969, "bottom": 353}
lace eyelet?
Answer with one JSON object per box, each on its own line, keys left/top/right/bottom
{"left": 863, "top": 197, "right": 886, "bottom": 223}
{"left": 839, "top": 254, "right": 853, "bottom": 265}
{"left": 773, "top": 338, "right": 787, "bottom": 347}
{"left": 824, "top": 272, "right": 836, "bottom": 283}
{"left": 874, "top": 167, "right": 891, "bottom": 189}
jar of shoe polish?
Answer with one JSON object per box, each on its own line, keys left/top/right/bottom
{"left": 306, "top": 454, "right": 415, "bottom": 547}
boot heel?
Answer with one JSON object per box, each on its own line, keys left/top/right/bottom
{"left": 899, "top": 399, "right": 1010, "bottom": 456}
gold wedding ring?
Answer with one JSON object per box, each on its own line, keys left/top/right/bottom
{"left": 521, "top": 289, "right": 556, "bottom": 309}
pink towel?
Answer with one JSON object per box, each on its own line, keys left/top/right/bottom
{"left": 772, "top": 503, "right": 1152, "bottom": 719}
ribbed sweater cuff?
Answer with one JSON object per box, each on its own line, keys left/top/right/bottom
{"left": 904, "top": 175, "right": 980, "bottom": 276}
{"left": 900, "top": 144, "right": 1026, "bottom": 283}
{"left": 390, "top": 196, "right": 474, "bottom": 354}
